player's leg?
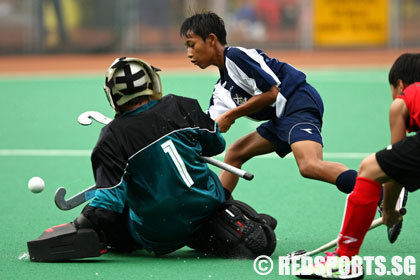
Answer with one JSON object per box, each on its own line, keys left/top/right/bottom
{"left": 290, "top": 126, "right": 357, "bottom": 194}
{"left": 27, "top": 204, "right": 141, "bottom": 262}
{"left": 220, "top": 131, "right": 277, "bottom": 192}
{"left": 338, "top": 131, "right": 420, "bottom": 255}
{"left": 297, "top": 156, "right": 390, "bottom": 279}
{"left": 336, "top": 154, "right": 390, "bottom": 257}
{"left": 82, "top": 205, "right": 142, "bottom": 252}
{"left": 291, "top": 140, "right": 349, "bottom": 184}
{"left": 357, "top": 153, "right": 390, "bottom": 183}
{"left": 337, "top": 133, "right": 420, "bottom": 258}
{"left": 27, "top": 212, "right": 108, "bottom": 262}
{"left": 187, "top": 199, "right": 277, "bottom": 258}
{"left": 375, "top": 134, "right": 420, "bottom": 242}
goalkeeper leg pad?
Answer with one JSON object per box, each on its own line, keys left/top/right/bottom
{"left": 188, "top": 200, "right": 277, "bottom": 258}
{"left": 27, "top": 216, "right": 107, "bottom": 262}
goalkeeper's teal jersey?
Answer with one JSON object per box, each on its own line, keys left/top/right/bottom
{"left": 89, "top": 95, "right": 226, "bottom": 254}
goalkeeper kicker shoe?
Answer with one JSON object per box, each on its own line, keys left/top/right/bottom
{"left": 296, "top": 252, "right": 364, "bottom": 279}
{"left": 259, "top": 213, "right": 277, "bottom": 230}
{"left": 27, "top": 221, "right": 107, "bottom": 262}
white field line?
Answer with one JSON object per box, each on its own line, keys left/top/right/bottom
{"left": 0, "top": 149, "right": 371, "bottom": 159}
{"left": 0, "top": 149, "right": 91, "bottom": 157}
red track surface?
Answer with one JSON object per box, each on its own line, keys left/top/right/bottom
{"left": 1, "top": 49, "right": 420, "bottom": 75}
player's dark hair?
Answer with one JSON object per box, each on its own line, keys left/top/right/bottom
{"left": 180, "top": 12, "right": 227, "bottom": 45}
{"left": 388, "top": 53, "right": 420, "bottom": 87}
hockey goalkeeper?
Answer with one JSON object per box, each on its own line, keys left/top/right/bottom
{"left": 27, "top": 57, "right": 277, "bottom": 261}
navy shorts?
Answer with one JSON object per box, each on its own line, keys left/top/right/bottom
{"left": 257, "top": 83, "right": 324, "bottom": 158}
{"left": 376, "top": 133, "right": 420, "bottom": 191}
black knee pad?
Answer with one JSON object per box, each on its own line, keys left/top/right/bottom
{"left": 187, "top": 200, "right": 277, "bottom": 259}
{"left": 27, "top": 220, "right": 107, "bottom": 262}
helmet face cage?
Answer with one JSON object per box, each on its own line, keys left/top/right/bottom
{"left": 104, "top": 57, "right": 162, "bottom": 109}
{"left": 104, "top": 84, "right": 115, "bottom": 109}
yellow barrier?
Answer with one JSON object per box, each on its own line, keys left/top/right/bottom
{"left": 314, "top": 0, "right": 388, "bottom": 47}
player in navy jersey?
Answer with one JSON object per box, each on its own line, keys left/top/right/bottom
{"left": 180, "top": 12, "right": 357, "bottom": 194}
{"left": 297, "top": 53, "right": 420, "bottom": 279}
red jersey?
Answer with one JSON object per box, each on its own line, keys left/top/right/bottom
{"left": 397, "top": 82, "right": 420, "bottom": 132}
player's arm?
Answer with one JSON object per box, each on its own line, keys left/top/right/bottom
{"left": 381, "top": 98, "right": 409, "bottom": 227}
{"left": 87, "top": 143, "right": 140, "bottom": 251}
{"left": 199, "top": 124, "right": 226, "bottom": 156}
{"left": 215, "top": 85, "right": 278, "bottom": 132}
{"left": 90, "top": 140, "right": 127, "bottom": 213}
{"left": 382, "top": 183, "right": 404, "bottom": 227}
{"left": 388, "top": 98, "right": 409, "bottom": 143}
{"left": 187, "top": 98, "right": 226, "bottom": 156}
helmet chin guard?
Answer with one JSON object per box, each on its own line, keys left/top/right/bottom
{"left": 104, "top": 57, "right": 162, "bottom": 109}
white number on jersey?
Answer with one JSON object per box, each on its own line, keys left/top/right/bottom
{"left": 161, "top": 139, "right": 194, "bottom": 187}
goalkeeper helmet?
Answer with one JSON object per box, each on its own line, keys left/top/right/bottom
{"left": 104, "top": 57, "right": 162, "bottom": 109}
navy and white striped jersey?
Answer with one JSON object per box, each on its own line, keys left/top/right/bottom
{"left": 208, "top": 46, "right": 308, "bottom": 121}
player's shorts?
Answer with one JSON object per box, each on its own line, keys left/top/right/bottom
{"left": 128, "top": 219, "right": 185, "bottom": 255}
{"left": 257, "top": 83, "right": 324, "bottom": 158}
{"left": 376, "top": 132, "right": 420, "bottom": 192}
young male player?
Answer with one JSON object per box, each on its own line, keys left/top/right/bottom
{"left": 297, "top": 53, "right": 420, "bottom": 279}
{"left": 27, "top": 57, "right": 276, "bottom": 261}
{"left": 180, "top": 12, "right": 357, "bottom": 194}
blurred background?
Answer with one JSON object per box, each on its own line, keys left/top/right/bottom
{"left": 0, "top": 0, "right": 419, "bottom": 55}
{"left": 2, "top": 3, "right": 420, "bottom": 278}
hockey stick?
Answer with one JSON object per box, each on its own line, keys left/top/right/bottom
{"left": 55, "top": 162, "right": 252, "bottom": 210}
{"left": 388, "top": 188, "right": 408, "bottom": 243}
{"left": 55, "top": 185, "right": 97, "bottom": 210}
{"left": 286, "top": 208, "right": 407, "bottom": 261}
{"left": 54, "top": 111, "right": 254, "bottom": 211}
{"left": 77, "top": 111, "right": 254, "bottom": 180}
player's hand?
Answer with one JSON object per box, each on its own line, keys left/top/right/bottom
{"left": 215, "top": 113, "right": 234, "bottom": 133}
{"left": 382, "top": 209, "right": 403, "bottom": 228}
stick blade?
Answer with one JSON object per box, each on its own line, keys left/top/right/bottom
{"left": 286, "top": 249, "right": 307, "bottom": 259}
{"left": 77, "top": 112, "right": 93, "bottom": 126}
{"left": 54, "top": 187, "right": 71, "bottom": 210}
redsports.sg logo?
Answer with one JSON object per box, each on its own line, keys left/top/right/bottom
{"left": 253, "top": 255, "right": 416, "bottom": 277}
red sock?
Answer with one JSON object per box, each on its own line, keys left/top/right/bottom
{"left": 336, "top": 177, "right": 382, "bottom": 257}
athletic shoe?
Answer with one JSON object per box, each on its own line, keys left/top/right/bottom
{"left": 296, "top": 252, "right": 364, "bottom": 279}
